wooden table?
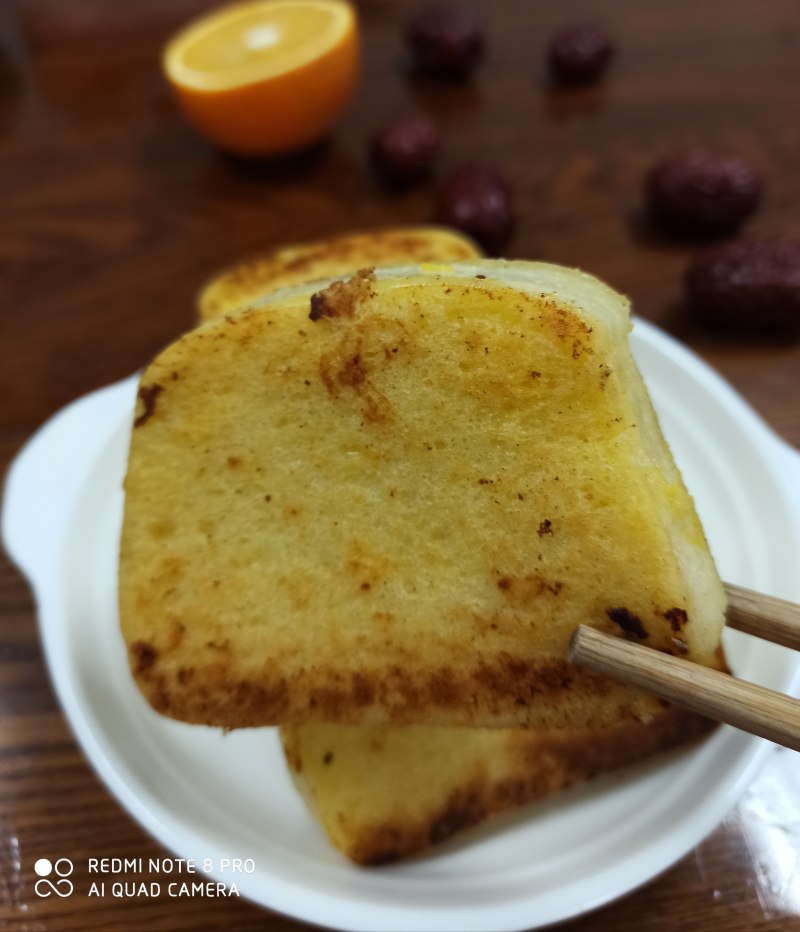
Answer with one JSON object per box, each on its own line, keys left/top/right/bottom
{"left": 2, "top": 1, "right": 799, "bottom": 929}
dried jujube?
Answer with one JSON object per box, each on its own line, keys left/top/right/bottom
{"left": 406, "top": 4, "right": 484, "bottom": 80}
{"left": 370, "top": 114, "right": 441, "bottom": 186}
{"left": 434, "top": 164, "right": 515, "bottom": 255}
{"left": 684, "top": 238, "right": 800, "bottom": 337}
{"left": 547, "top": 22, "right": 615, "bottom": 85}
{"left": 646, "top": 149, "right": 762, "bottom": 236}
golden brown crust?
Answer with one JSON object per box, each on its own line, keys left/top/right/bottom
{"left": 127, "top": 645, "right": 650, "bottom": 728}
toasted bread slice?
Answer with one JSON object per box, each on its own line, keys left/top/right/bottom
{"left": 280, "top": 711, "right": 715, "bottom": 864}
{"left": 119, "top": 260, "right": 727, "bottom": 729}
{"left": 196, "top": 226, "right": 481, "bottom": 322}
{"left": 196, "top": 235, "right": 719, "bottom": 864}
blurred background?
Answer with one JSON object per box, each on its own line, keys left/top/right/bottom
{"left": 1, "top": 1, "right": 799, "bottom": 930}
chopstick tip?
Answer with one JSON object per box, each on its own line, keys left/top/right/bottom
{"left": 568, "top": 624, "right": 589, "bottom": 663}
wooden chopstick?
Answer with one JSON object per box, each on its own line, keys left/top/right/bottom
{"left": 723, "top": 581, "right": 800, "bottom": 651}
{"left": 569, "top": 583, "right": 800, "bottom": 752}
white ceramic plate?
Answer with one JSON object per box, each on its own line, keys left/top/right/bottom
{"left": 4, "top": 319, "right": 800, "bottom": 932}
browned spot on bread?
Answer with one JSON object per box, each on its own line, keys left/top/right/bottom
{"left": 309, "top": 292, "right": 331, "bottom": 321}
{"left": 319, "top": 326, "right": 396, "bottom": 424}
{"left": 496, "top": 573, "right": 563, "bottom": 604}
{"left": 134, "top": 383, "right": 164, "bottom": 428}
{"left": 473, "top": 655, "right": 576, "bottom": 702}
{"left": 362, "top": 845, "right": 402, "bottom": 866}
{"left": 607, "top": 607, "right": 648, "bottom": 640}
{"left": 206, "top": 639, "right": 230, "bottom": 651}
{"left": 131, "top": 641, "right": 158, "bottom": 674}
{"left": 346, "top": 540, "right": 392, "bottom": 591}
{"left": 339, "top": 354, "right": 367, "bottom": 389}
{"left": 663, "top": 607, "right": 689, "bottom": 632}
{"left": 352, "top": 672, "right": 375, "bottom": 706}
{"left": 283, "top": 743, "right": 303, "bottom": 775}
{"left": 151, "top": 688, "right": 171, "bottom": 713}
{"left": 320, "top": 319, "right": 400, "bottom": 421}
{"left": 309, "top": 269, "right": 376, "bottom": 321}
{"left": 429, "top": 788, "right": 487, "bottom": 845}
{"left": 547, "top": 306, "right": 593, "bottom": 342}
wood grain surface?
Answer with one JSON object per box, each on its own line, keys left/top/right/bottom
{"left": 2, "top": 0, "right": 800, "bottom": 929}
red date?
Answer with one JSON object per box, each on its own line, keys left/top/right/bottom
{"left": 547, "top": 22, "right": 615, "bottom": 85}
{"left": 406, "top": 5, "right": 484, "bottom": 81}
{"left": 370, "top": 114, "right": 441, "bottom": 186}
{"left": 646, "top": 149, "right": 762, "bottom": 236}
{"left": 434, "top": 164, "right": 514, "bottom": 255}
{"left": 684, "top": 238, "right": 800, "bottom": 337}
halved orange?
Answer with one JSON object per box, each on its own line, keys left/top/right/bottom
{"left": 163, "top": 0, "right": 359, "bottom": 157}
